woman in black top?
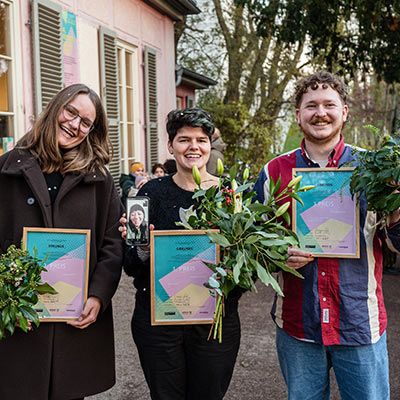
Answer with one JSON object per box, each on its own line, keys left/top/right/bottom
{"left": 124, "top": 108, "right": 242, "bottom": 400}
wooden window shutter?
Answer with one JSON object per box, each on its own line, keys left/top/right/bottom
{"left": 32, "top": 0, "right": 63, "bottom": 114}
{"left": 144, "top": 46, "right": 158, "bottom": 170}
{"left": 99, "top": 27, "right": 120, "bottom": 185}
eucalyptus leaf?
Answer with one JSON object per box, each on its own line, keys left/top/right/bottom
{"left": 208, "top": 276, "right": 220, "bottom": 289}
{"left": 216, "top": 267, "right": 227, "bottom": 277}
{"left": 207, "top": 232, "right": 231, "bottom": 247}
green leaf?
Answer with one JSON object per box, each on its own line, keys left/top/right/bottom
{"left": 36, "top": 283, "right": 57, "bottom": 295}
{"left": 266, "top": 249, "right": 286, "bottom": 260}
{"left": 254, "top": 231, "right": 280, "bottom": 239}
{"left": 235, "top": 182, "right": 253, "bottom": 194}
{"left": 248, "top": 203, "right": 273, "bottom": 213}
{"left": 233, "top": 252, "right": 245, "bottom": 284}
{"left": 208, "top": 276, "right": 220, "bottom": 289}
{"left": 17, "top": 314, "right": 29, "bottom": 333}
{"left": 255, "top": 262, "right": 283, "bottom": 296}
{"left": 260, "top": 239, "right": 291, "bottom": 246}
{"left": 282, "top": 211, "right": 291, "bottom": 225}
{"left": 207, "top": 232, "right": 231, "bottom": 247}
{"left": 271, "top": 176, "right": 282, "bottom": 196}
{"left": 229, "top": 164, "right": 238, "bottom": 180}
{"left": 290, "top": 192, "right": 304, "bottom": 206}
{"left": 245, "top": 235, "right": 261, "bottom": 245}
{"left": 244, "top": 216, "right": 255, "bottom": 232}
{"left": 216, "top": 267, "right": 227, "bottom": 277}
{"left": 192, "top": 189, "right": 207, "bottom": 199}
{"left": 20, "top": 305, "right": 39, "bottom": 322}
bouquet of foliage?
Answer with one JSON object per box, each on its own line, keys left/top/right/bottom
{"left": 350, "top": 126, "right": 400, "bottom": 226}
{"left": 0, "top": 244, "right": 56, "bottom": 340}
{"left": 178, "top": 160, "right": 313, "bottom": 342}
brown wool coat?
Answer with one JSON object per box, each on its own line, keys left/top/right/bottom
{"left": 0, "top": 148, "right": 124, "bottom": 400}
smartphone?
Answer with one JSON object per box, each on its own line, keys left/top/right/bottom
{"left": 126, "top": 196, "right": 150, "bottom": 246}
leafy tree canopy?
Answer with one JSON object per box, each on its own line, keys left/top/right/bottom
{"left": 238, "top": 0, "right": 400, "bottom": 83}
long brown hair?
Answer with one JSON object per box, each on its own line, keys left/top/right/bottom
{"left": 18, "top": 84, "right": 111, "bottom": 174}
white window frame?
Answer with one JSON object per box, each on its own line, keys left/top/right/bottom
{"left": 117, "top": 40, "right": 140, "bottom": 174}
{"left": 0, "top": 0, "right": 23, "bottom": 141}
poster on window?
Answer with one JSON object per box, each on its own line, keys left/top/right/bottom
{"left": 62, "top": 10, "right": 80, "bottom": 86}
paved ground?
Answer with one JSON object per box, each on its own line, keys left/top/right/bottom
{"left": 89, "top": 273, "right": 400, "bottom": 400}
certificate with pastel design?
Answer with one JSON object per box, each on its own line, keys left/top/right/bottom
{"left": 292, "top": 168, "right": 360, "bottom": 258}
{"left": 22, "top": 228, "right": 90, "bottom": 321}
{"left": 150, "top": 230, "right": 220, "bottom": 325}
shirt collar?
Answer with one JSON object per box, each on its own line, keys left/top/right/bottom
{"left": 300, "top": 135, "right": 345, "bottom": 167}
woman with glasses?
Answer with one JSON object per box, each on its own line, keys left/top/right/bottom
{"left": 0, "top": 84, "right": 123, "bottom": 400}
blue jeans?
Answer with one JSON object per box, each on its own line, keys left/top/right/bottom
{"left": 276, "top": 327, "right": 390, "bottom": 400}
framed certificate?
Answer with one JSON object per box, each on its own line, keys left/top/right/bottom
{"left": 292, "top": 168, "right": 360, "bottom": 258}
{"left": 22, "top": 227, "right": 91, "bottom": 321}
{"left": 150, "top": 230, "right": 220, "bottom": 325}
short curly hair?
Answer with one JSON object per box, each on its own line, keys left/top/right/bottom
{"left": 166, "top": 108, "right": 215, "bottom": 142}
{"left": 294, "top": 71, "right": 348, "bottom": 108}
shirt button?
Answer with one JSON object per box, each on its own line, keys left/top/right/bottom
{"left": 322, "top": 297, "right": 327, "bottom": 302}
{"left": 321, "top": 272, "right": 326, "bottom": 276}
{"left": 143, "top": 288, "right": 147, "bottom": 292}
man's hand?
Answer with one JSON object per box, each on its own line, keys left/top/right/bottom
{"left": 287, "top": 247, "right": 314, "bottom": 269}
{"left": 67, "top": 296, "right": 102, "bottom": 329}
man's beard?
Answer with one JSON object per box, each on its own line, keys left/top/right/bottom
{"left": 301, "top": 117, "right": 343, "bottom": 144}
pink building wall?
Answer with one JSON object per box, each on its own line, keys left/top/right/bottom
{"left": 16, "top": 0, "right": 177, "bottom": 164}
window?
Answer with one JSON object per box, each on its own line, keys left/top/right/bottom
{"left": 176, "top": 96, "right": 183, "bottom": 109}
{"left": 0, "top": 0, "right": 16, "bottom": 153}
{"left": 117, "top": 41, "right": 140, "bottom": 174}
{"left": 185, "top": 96, "right": 194, "bottom": 108}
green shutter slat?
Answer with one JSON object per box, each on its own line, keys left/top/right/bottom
{"left": 99, "top": 27, "right": 120, "bottom": 187}
{"left": 32, "top": 0, "right": 63, "bottom": 113}
{"left": 144, "top": 47, "right": 158, "bottom": 170}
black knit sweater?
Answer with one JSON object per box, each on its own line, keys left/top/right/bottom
{"left": 123, "top": 174, "right": 243, "bottom": 301}
{"left": 124, "top": 175, "right": 194, "bottom": 291}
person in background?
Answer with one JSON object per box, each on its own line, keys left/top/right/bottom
{"left": 163, "top": 158, "right": 177, "bottom": 175}
{"left": 120, "top": 161, "right": 148, "bottom": 203}
{"left": 122, "top": 108, "right": 243, "bottom": 400}
{"left": 206, "top": 127, "right": 226, "bottom": 176}
{"left": 0, "top": 83, "right": 123, "bottom": 400}
{"left": 254, "top": 71, "right": 400, "bottom": 400}
{"left": 151, "top": 162, "right": 166, "bottom": 178}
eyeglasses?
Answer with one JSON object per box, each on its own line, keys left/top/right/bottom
{"left": 62, "top": 104, "right": 95, "bottom": 134}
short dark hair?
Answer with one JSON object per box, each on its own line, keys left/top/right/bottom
{"left": 151, "top": 163, "right": 166, "bottom": 175}
{"left": 166, "top": 108, "right": 215, "bottom": 142}
{"left": 129, "top": 204, "right": 145, "bottom": 215}
{"left": 294, "top": 71, "right": 348, "bottom": 107}
{"left": 163, "top": 159, "right": 177, "bottom": 174}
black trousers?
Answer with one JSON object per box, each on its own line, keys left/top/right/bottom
{"left": 132, "top": 293, "right": 241, "bottom": 400}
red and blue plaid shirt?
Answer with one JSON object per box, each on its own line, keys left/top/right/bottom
{"left": 254, "top": 136, "right": 400, "bottom": 346}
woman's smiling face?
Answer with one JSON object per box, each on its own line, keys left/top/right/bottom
{"left": 57, "top": 94, "right": 96, "bottom": 150}
{"left": 168, "top": 127, "right": 211, "bottom": 173}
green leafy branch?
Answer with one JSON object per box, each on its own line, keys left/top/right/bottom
{"left": 0, "top": 245, "right": 57, "bottom": 340}
{"left": 350, "top": 126, "right": 400, "bottom": 225}
{"left": 178, "top": 160, "right": 313, "bottom": 342}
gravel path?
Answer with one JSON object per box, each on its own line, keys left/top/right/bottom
{"left": 89, "top": 274, "right": 400, "bottom": 399}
